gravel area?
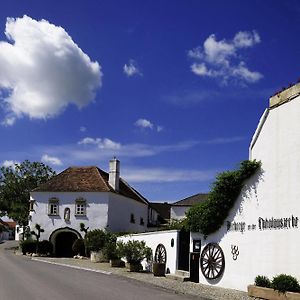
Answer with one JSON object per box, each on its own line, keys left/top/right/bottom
{"left": 27, "top": 256, "right": 255, "bottom": 300}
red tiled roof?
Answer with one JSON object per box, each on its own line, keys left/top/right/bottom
{"left": 32, "top": 166, "right": 148, "bottom": 205}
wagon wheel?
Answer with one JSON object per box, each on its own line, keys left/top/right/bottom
{"left": 154, "top": 244, "right": 167, "bottom": 263}
{"left": 200, "top": 243, "right": 225, "bottom": 280}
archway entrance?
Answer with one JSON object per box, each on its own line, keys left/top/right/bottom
{"left": 50, "top": 227, "right": 81, "bottom": 257}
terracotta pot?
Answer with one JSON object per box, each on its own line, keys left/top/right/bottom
{"left": 153, "top": 263, "right": 166, "bottom": 277}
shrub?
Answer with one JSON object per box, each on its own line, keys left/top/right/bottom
{"left": 38, "top": 240, "right": 53, "bottom": 255}
{"left": 272, "top": 274, "right": 300, "bottom": 293}
{"left": 118, "top": 240, "right": 152, "bottom": 264}
{"left": 72, "top": 239, "right": 85, "bottom": 256}
{"left": 85, "top": 229, "right": 107, "bottom": 252}
{"left": 186, "top": 160, "right": 261, "bottom": 236}
{"left": 20, "top": 239, "right": 37, "bottom": 254}
{"left": 255, "top": 275, "right": 271, "bottom": 288}
{"left": 102, "top": 232, "right": 120, "bottom": 260}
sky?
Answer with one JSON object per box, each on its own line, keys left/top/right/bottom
{"left": 0, "top": 0, "right": 299, "bottom": 202}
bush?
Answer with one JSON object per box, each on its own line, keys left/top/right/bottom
{"left": 20, "top": 239, "right": 37, "bottom": 254}
{"left": 272, "top": 274, "right": 300, "bottom": 293}
{"left": 72, "top": 239, "right": 85, "bottom": 256}
{"left": 85, "top": 229, "right": 107, "bottom": 252}
{"left": 38, "top": 240, "right": 53, "bottom": 255}
{"left": 102, "top": 233, "right": 120, "bottom": 260}
{"left": 255, "top": 275, "right": 271, "bottom": 288}
{"left": 118, "top": 240, "right": 152, "bottom": 264}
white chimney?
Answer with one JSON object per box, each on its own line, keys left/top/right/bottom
{"left": 109, "top": 158, "right": 120, "bottom": 192}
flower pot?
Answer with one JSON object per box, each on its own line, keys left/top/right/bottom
{"left": 110, "top": 259, "right": 124, "bottom": 267}
{"left": 90, "top": 251, "right": 107, "bottom": 263}
{"left": 126, "top": 262, "right": 142, "bottom": 272}
{"left": 248, "top": 285, "right": 300, "bottom": 300}
{"left": 152, "top": 262, "right": 166, "bottom": 277}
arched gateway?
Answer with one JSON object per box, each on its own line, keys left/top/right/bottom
{"left": 49, "top": 227, "right": 82, "bottom": 257}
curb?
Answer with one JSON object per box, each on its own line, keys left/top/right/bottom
{"left": 31, "top": 258, "right": 112, "bottom": 275}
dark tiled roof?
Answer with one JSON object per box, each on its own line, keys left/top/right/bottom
{"left": 32, "top": 166, "right": 148, "bottom": 205}
{"left": 149, "top": 202, "right": 171, "bottom": 220}
{"left": 172, "top": 193, "right": 208, "bottom": 206}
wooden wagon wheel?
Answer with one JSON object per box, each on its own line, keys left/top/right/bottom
{"left": 200, "top": 243, "right": 225, "bottom": 280}
{"left": 154, "top": 244, "right": 167, "bottom": 263}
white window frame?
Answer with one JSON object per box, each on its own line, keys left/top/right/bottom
{"left": 48, "top": 198, "right": 59, "bottom": 216}
{"left": 75, "top": 198, "right": 86, "bottom": 216}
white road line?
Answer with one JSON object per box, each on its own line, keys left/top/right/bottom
{"left": 31, "top": 258, "right": 112, "bottom": 275}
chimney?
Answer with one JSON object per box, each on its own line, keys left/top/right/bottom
{"left": 109, "top": 158, "right": 120, "bottom": 192}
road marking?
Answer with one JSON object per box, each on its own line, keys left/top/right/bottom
{"left": 31, "top": 258, "right": 112, "bottom": 275}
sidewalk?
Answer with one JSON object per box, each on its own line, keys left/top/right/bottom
{"left": 28, "top": 255, "right": 254, "bottom": 300}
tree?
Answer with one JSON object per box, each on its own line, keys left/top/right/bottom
{"left": 0, "top": 160, "right": 56, "bottom": 227}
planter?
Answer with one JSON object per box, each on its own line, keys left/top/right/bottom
{"left": 90, "top": 251, "right": 107, "bottom": 263}
{"left": 152, "top": 263, "right": 166, "bottom": 277}
{"left": 248, "top": 285, "right": 300, "bottom": 300}
{"left": 110, "top": 259, "right": 125, "bottom": 267}
{"left": 126, "top": 262, "right": 142, "bottom": 272}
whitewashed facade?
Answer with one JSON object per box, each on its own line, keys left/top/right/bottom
{"left": 192, "top": 83, "right": 300, "bottom": 291}
{"left": 29, "top": 159, "right": 150, "bottom": 255}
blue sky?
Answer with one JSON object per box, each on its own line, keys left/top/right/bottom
{"left": 0, "top": 0, "right": 299, "bottom": 202}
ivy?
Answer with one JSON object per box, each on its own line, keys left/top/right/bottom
{"left": 186, "top": 160, "right": 261, "bottom": 236}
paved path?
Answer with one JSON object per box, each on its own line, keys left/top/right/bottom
{"left": 0, "top": 241, "right": 203, "bottom": 300}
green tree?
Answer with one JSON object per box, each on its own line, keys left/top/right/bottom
{"left": 0, "top": 160, "right": 55, "bottom": 227}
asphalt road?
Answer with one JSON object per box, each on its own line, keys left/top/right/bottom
{"left": 0, "top": 241, "right": 199, "bottom": 300}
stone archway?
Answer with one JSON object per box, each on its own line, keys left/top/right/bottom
{"left": 50, "top": 227, "right": 82, "bottom": 257}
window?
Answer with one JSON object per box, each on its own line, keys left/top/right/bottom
{"left": 75, "top": 198, "right": 86, "bottom": 216}
{"left": 29, "top": 200, "right": 35, "bottom": 211}
{"left": 140, "top": 217, "right": 144, "bottom": 226}
{"left": 130, "top": 213, "right": 135, "bottom": 223}
{"left": 48, "top": 198, "right": 59, "bottom": 216}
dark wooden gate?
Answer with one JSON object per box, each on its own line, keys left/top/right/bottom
{"left": 177, "top": 229, "right": 190, "bottom": 271}
{"left": 189, "top": 253, "right": 200, "bottom": 282}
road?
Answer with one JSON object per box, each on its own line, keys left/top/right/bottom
{"left": 0, "top": 241, "right": 200, "bottom": 300}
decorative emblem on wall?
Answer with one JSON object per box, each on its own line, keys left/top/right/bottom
{"left": 231, "top": 245, "right": 239, "bottom": 260}
{"left": 154, "top": 243, "right": 167, "bottom": 263}
{"left": 200, "top": 243, "right": 225, "bottom": 280}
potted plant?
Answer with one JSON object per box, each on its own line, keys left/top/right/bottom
{"left": 103, "top": 233, "right": 124, "bottom": 267}
{"left": 85, "top": 229, "right": 107, "bottom": 262}
{"left": 119, "top": 240, "right": 152, "bottom": 272}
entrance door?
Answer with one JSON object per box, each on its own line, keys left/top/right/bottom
{"left": 189, "top": 253, "right": 200, "bottom": 283}
{"left": 55, "top": 231, "right": 78, "bottom": 257}
{"left": 177, "top": 230, "right": 190, "bottom": 271}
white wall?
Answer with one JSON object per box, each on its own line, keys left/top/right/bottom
{"left": 195, "top": 95, "right": 300, "bottom": 292}
{"left": 29, "top": 191, "right": 109, "bottom": 240}
{"left": 108, "top": 193, "right": 148, "bottom": 233}
{"left": 118, "top": 230, "right": 180, "bottom": 274}
{"left": 170, "top": 206, "right": 189, "bottom": 220}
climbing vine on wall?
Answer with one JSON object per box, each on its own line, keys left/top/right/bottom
{"left": 186, "top": 160, "right": 261, "bottom": 236}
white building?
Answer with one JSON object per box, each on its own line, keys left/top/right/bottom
{"left": 191, "top": 82, "right": 300, "bottom": 291}
{"left": 170, "top": 193, "right": 207, "bottom": 220}
{"left": 29, "top": 158, "right": 154, "bottom": 256}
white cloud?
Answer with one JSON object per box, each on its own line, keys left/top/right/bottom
{"left": 0, "top": 15, "right": 102, "bottom": 125}
{"left": 41, "top": 154, "right": 62, "bottom": 166}
{"left": 135, "top": 118, "right": 163, "bottom": 132}
{"left": 78, "top": 137, "right": 121, "bottom": 150}
{"left": 123, "top": 167, "right": 217, "bottom": 183}
{"left": 79, "top": 126, "right": 87, "bottom": 132}
{"left": 188, "top": 31, "right": 262, "bottom": 84}
{"left": 1, "top": 116, "right": 16, "bottom": 126}
{"left": 123, "top": 59, "right": 142, "bottom": 77}
{"left": 2, "top": 160, "right": 20, "bottom": 169}
{"left": 135, "top": 118, "right": 154, "bottom": 129}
